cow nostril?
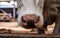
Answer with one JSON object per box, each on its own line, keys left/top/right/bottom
{"left": 21, "top": 16, "right": 27, "bottom": 23}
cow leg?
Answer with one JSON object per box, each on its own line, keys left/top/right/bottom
{"left": 37, "top": 21, "right": 48, "bottom": 34}
{"left": 53, "top": 14, "right": 60, "bottom": 34}
{"left": 37, "top": 26, "right": 45, "bottom": 34}
{"left": 37, "top": 15, "right": 57, "bottom": 34}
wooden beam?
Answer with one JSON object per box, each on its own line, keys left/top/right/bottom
{"left": 0, "top": 34, "right": 59, "bottom": 38}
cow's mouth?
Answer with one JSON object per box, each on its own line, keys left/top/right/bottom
{"left": 21, "top": 15, "right": 40, "bottom": 29}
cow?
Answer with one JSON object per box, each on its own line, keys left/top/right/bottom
{"left": 17, "top": 0, "right": 59, "bottom": 34}
{"left": 43, "top": 0, "right": 60, "bottom": 34}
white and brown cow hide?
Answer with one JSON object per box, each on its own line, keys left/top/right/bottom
{"left": 17, "top": 0, "right": 44, "bottom": 28}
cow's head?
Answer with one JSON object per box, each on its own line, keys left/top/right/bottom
{"left": 18, "top": 0, "right": 44, "bottom": 29}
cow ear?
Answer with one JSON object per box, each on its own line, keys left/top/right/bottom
{"left": 21, "top": 16, "right": 26, "bottom": 22}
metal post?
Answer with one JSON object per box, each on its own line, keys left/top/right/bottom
{"left": 13, "top": 0, "right": 15, "bottom": 19}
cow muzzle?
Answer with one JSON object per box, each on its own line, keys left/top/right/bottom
{"left": 21, "top": 15, "right": 40, "bottom": 29}
{"left": 26, "top": 20, "right": 36, "bottom": 28}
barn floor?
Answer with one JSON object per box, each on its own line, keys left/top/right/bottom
{"left": 0, "top": 22, "right": 57, "bottom": 38}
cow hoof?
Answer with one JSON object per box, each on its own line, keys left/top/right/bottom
{"left": 37, "top": 28, "right": 45, "bottom": 34}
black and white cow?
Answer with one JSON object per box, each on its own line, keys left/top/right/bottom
{"left": 17, "top": 0, "right": 59, "bottom": 34}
